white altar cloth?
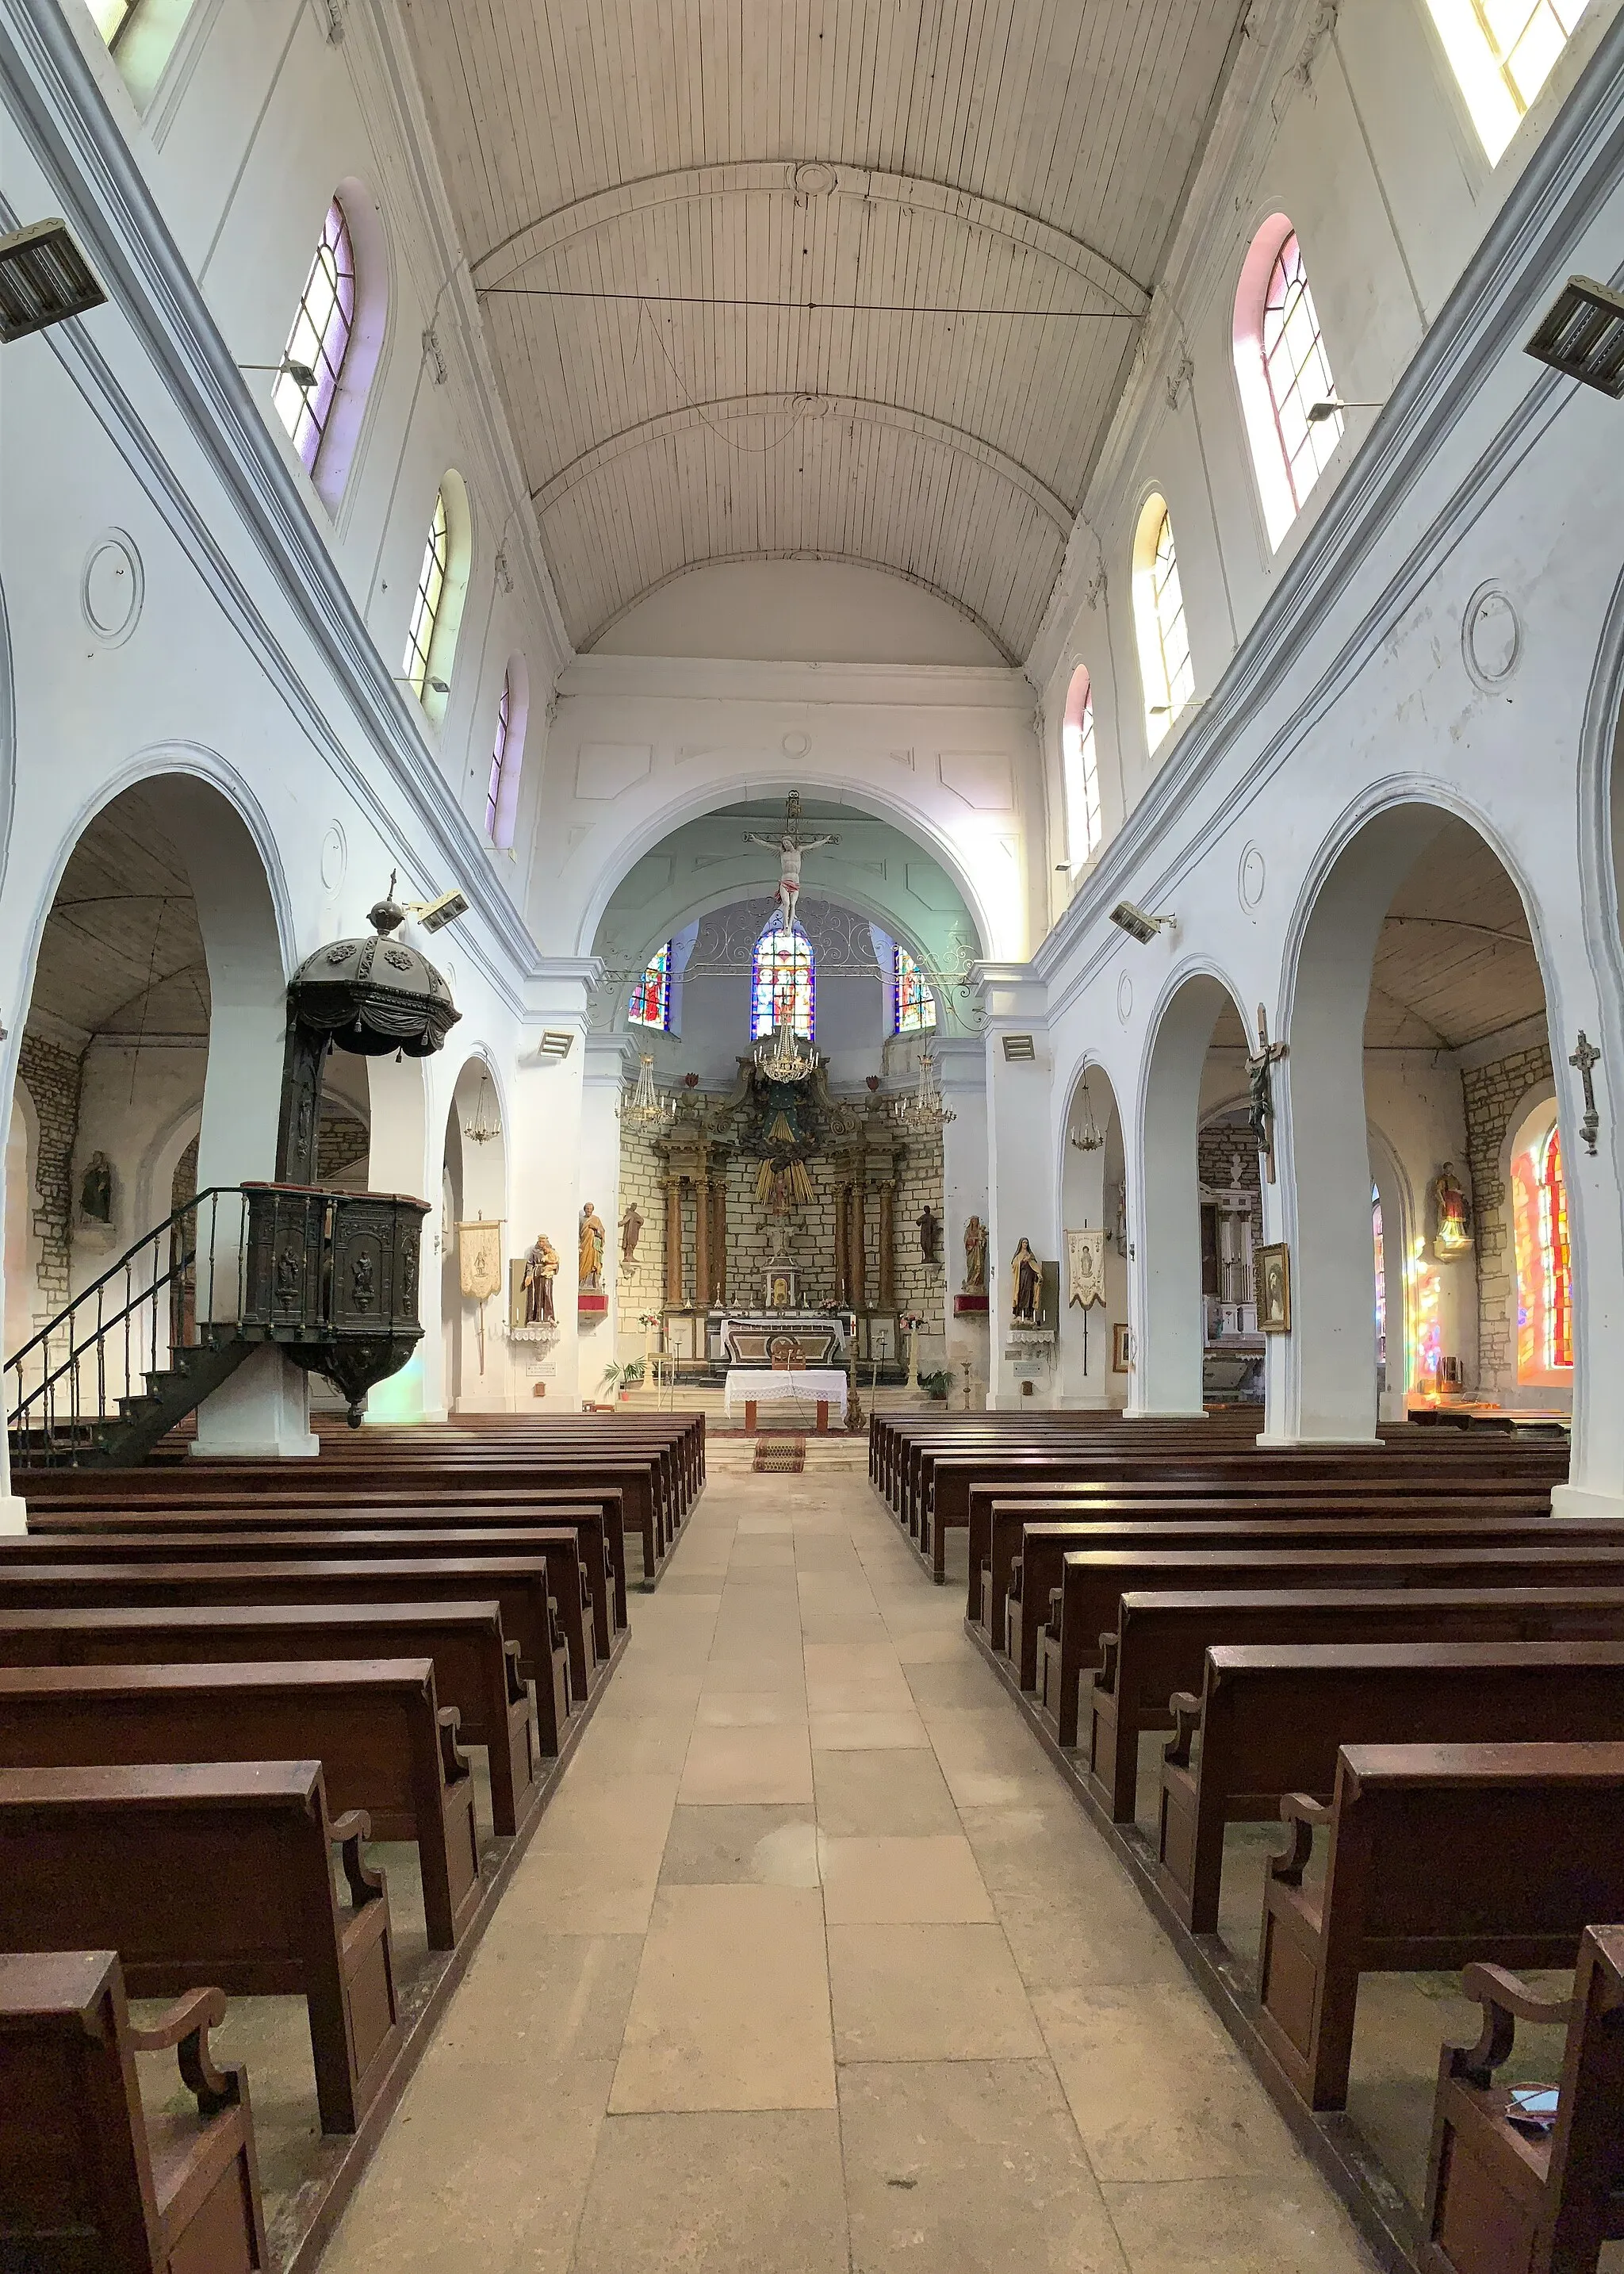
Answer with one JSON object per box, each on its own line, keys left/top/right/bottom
{"left": 724, "top": 1368, "right": 848, "bottom": 1421}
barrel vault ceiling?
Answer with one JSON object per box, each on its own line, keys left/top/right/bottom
{"left": 401, "top": 0, "right": 1249, "bottom": 660}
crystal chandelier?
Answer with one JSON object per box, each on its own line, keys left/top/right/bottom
{"left": 891, "top": 1047, "right": 956, "bottom": 1130}
{"left": 623, "top": 1052, "right": 677, "bottom": 1129}
{"left": 754, "top": 1024, "right": 817, "bottom": 1084}
{"left": 462, "top": 1071, "right": 500, "bottom": 1145}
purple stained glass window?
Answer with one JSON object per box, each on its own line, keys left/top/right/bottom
{"left": 274, "top": 199, "right": 357, "bottom": 476}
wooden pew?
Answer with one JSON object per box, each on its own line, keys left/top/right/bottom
{"left": 1044, "top": 1543, "right": 1624, "bottom": 1746}
{"left": 1421, "top": 1927, "right": 1624, "bottom": 2274}
{"left": 25, "top": 1455, "right": 670, "bottom": 1585}
{"left": 0, "top": 1659, "right": 482, "bottom": 1950}
{"left": 1086, "top": 1589, "right": 1624, "bottom": 1830}
{"left": 0, "top": 1601, "right": 541, "bottom": 1835}
{"left": 924, "top": 1442, "right": 1568, "bottom": 1582}
{"left": 0, "top": 1759, "right": 403, "bottom": 2134}
{"left": 0, "top": 1556, "right": 573, "bottom": 1754}
{"left": 1001, "top": 1506, "right": 1581, "bottom": 1693}
{"left": 0, "top": 1950, "right": 269, "bottom": 2272}
{"left": 1155, "top": 1642, "right": 1624, "bottom": 1934}
{"left": 0, "top": 1524, "right": 603, "bottom": 1707}
{"left": 27, "top": 1491, "right": 630, "bottom": 1649}
{"left": 1256, "top": 1741, "right": 1624, "bottom": 2111}
{"left": 971, "top": 1476, "right": 1557, "bottom": 1631}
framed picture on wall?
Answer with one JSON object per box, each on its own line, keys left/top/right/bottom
{"left": 1111, "top": 1323, "right": 1132, "bottom": 1371}
{"left": 1256, "top": 1243, "right": 1291, "bottom": 1333}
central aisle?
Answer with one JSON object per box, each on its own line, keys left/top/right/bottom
{"left": 324, "top": 1439, "right": 1377, "bottom": 2272}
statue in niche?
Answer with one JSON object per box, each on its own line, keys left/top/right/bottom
{"left": 521, "top": 1231, "right": 558, "bottom": 1325}
{"left": 619, "top": 1201, "right": 645, "bottom": 1267}
{"left": 916, "top": 1204, "right": 940, "bottom": 1267}
{"left": 1431, "top": 1164, "right": 1473, "bottom": 1259}
{"left": 963, "top": 1214, "right": 988, "bottom": 1292}
{"left": 578, "top": 1202, "right": 607, "bottom": 1292}
{"left": 1011, "top": 1237, "right": 1042, "bottom": 1323}
{"left": 78, "top": 1152, "right": 113, "bottom": 1225}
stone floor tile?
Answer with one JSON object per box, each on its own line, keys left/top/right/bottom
{"left": 903, "top": 1653, "right": 1013, "bottom": 1709}
{"left": 827, "top": 1923, "right": 1047, "bottom": 2061}
{"left": 809, "top": 1708, "right": 932, "bottom": 1751}
{"left": 804, "top": 1672, "right": 919, "bottom": 1714}
{"left": 506, "top": 1773, "right": 680, "bottom": 1936}
{"left": 1038, "top": 1980, "right": 1300, "bottom": 2182}
{"left": 841, "top": 2059, "right": 1130, "bottom": 2274}
{"left": 611, "top": 1883, "right": 836, "bottom": 2112}
{"left": 959, "top": 1802, "right": 1133, "bottom": 1895}
{"left": 1099, "top": 2172, "right": 1382, "bottom": 2272}
{"left": 695, "top": 1688, "right": 808, "bottom": 1726}
{"left": 811, "top": 1747, "right": 960, "bottom": 1835}
{"left": 573, "top": 1713, "right": 695, "bottom": 1774}
{"left": 429, "top": 1931, "right": 642, "bottom": 2067}
{"left": 569, "top": 2110, "right": 849, "bottom": 2273}
{"left": 660, "top": 1801, "right": 821, "bottom": 1887}
{"left": 819, "top": 1831, "right": 995, "bottom": 1923}
{"left": 802, "top": 1641, "right": 908, "bottom": 1682}
{"left": 680, "top": 1721, "right": 814, "bottom": 1803}
{"left": 993, "top": 1886, "right": 1189, "bottom": 1995}
{"left": 890, "top": 1627, "right": 971, "bottom": 1664}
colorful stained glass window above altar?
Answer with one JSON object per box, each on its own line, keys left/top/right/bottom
{"left": 629, "top": 942, "right": 670, "bottom": 1030}
{"left": 894, "top": 947, "right": 936, "bottom": 1033}
{"left": 752, "top": 923, "right": 814, "bottom": 1039}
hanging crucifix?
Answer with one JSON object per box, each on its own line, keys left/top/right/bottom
{"left": 1246, "top": 1005, "right": 1288, "bottom": 1185}
{"left": 1569, "top": 1030, "right": 1601, "bottom": 1156}
{"left": 745, "top": 789, "right": 840, "bottom": 937}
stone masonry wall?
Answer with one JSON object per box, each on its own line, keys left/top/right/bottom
{"left": 1461, "top": 1041, "right": 1553, "bottom": 1398}
{"left": 17, "top": 1033, "right": 84, "bottom": 1317}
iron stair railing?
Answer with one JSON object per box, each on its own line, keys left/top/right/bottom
{"left": 5, "top": 1186, "right": 251, "bottom": 1459}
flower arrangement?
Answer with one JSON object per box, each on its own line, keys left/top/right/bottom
{"left": 898, "top": 1312, "right": 925, "bottom": 1336}
{"left": 638, "top": 1312, "right": 661, "bottom": 1330}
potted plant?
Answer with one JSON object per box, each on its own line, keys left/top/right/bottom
{"left": 599, "top": 1358, "right": 645, "bottom": 1402}
{"left": 917, "top": 1367, "right": 955, "bottom": 1402}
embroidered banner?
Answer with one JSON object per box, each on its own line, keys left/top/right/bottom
{"left": 1067, "top": 1227, "right": 1107, "bottom": 1310}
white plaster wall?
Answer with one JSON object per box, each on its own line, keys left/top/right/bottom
{"left": 592, "top": 561, "right": 1005, "bottom": 667}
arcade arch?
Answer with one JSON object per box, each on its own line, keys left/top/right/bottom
{"left": 1057, "top": 1063, "right": 1125, "bottom": 1408}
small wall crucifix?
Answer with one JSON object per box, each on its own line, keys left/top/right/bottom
{"left": 1569, "top": 1030, "right": 1601, "bottom": 1156}
{"left": 1246, "top": 1005, "right": 1288, "bottom": 1185}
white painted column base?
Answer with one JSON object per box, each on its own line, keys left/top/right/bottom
{"left": 191, "top": 1345, "right": 318, "bottom": 1459}
{"left": 1552, "top": 1483, "right": 1624, "bottom": 1521}
{"left": 1253, "top": 1431, "right": 1384, "bottom": 1448}
{"left": 0, "top": 1495, "right": 29, "bottom": 1536}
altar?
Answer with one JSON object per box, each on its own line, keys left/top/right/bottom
{"left": 718, "top": 1312, "right": 848, "bottom": 1365}
{"left": 723, "top": 1367, "right": 848, "bottom": 1430}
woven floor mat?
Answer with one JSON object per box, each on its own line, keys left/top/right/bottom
{"left": 752, "top": 1436, "right": 806, "bottom": 1473}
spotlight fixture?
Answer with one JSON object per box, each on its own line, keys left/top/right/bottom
{"left": 1109, "top": 900, "right": 1174, "bottom": 946}
{"left": 1524, "top": 275, "right": 1624, "bottom": 398}
{"left": 0, "top": 218, "right": 105, "bottom": 343}
{"left": 392, "top": 675, "right": 451, "bottom": 695}
{"left": 1306, "top": 398, "right": 1384, "bottom": 423}
{"left": 239, "top": 355, "right": 319, "bottom": 388}
{"left": 407, "top": 887, "right": 470, "bottom": 934}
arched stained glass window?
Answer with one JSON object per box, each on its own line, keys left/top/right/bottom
{"left": 630, "top": 944, "right": 671, "bottom": 1030}
{"left": 402, "top": 489, "right": 449, "bottom": 703}
{"left": 1423, "top": 0, "right": 1591, "bottom": 162}
{"left": 1062, "top": 665, "right": 1103, "bottom": 869}
{"left": 274, "top": 199, "right": 357, "bottom": 476}
{"left": 486, "top": 674, "right": 511, "bottom": 840}
{"left": 1512, "top": 1113, "right": 1574, "bottom": 1379}
{"left": 752, "top": 926, "right": 814, "bottom": 1040}
{"left": 1262, "top": 232, "right": 1340, "bottom": 514}
{"left": 894, "top": 948, "right": 935, "bottom": 1034}
{"left": 1372, "top": 1187, "right": 1387, "bottom": 1375}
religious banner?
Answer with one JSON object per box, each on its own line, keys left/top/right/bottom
{"left": 1067, "top": 1227, "right": 1107, "bottom": 1310}
{"left": 458, "top": 1219, "right": 504, "bottom": 1302}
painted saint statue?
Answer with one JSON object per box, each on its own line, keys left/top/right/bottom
{"left": 578, "top": 1202, "right": 607, "bottom": 1292}
{"left": 1011, "top": 1237, "right": 1042, "bottom": 1323}
{"left": 963, "top": 1214, "right": 988, "bottom": 1292}
{"left": 520, "top": 1232, "right": 558, "bottom": 1325}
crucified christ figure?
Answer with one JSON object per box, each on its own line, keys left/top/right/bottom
{"left": 745, "top": 791, "right": 839, "bottom": 935}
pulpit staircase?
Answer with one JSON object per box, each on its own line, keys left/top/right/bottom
{"left": 6, "top": 1182, "right": 429, "bottom": 1467}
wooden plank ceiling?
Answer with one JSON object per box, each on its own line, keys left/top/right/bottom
{"left": 402, "top": 0, "right": 1248, "bottom": 657}
{"left": 29, "top": 791, "right": 209, "bottom": 1045}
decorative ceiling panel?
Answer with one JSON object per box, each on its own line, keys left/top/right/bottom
{"left": 402, "top": 0, "right": 1248, "bottom": 654}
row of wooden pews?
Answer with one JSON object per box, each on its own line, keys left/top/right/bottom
{"left": 870, "top": 1405, "right": 1624, "bottom": 2274}
{"left": 0, "top": 1408, "right": 702, "bottom": 2272}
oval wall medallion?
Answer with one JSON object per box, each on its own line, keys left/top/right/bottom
{"left": 320, "top": 822, "right": 347, "bottom": 894}
{"left": 1116, "top": 971, "right": 1133, "bottom": 1025}
{"left": 1238, "top": 842, "right": 1266, "bottom": 912}
{"left": 80, "top": 531, "right": 144, "bottom": 646}
{"left": 781, "top": 730, "right": 811, "bottom": 758}
{"left": 787, "top": 160, "right": 838, "bottom": 195}
{"left": 1462, "top": 585, "right": 1521, "bottom": 691}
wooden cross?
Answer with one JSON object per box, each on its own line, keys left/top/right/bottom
{"left": 1569, "top": 1030, "right": 1601, "bottom": 1156}
{"left": 1246, "top": 1005, "right": 1288, "bottom": 1185}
